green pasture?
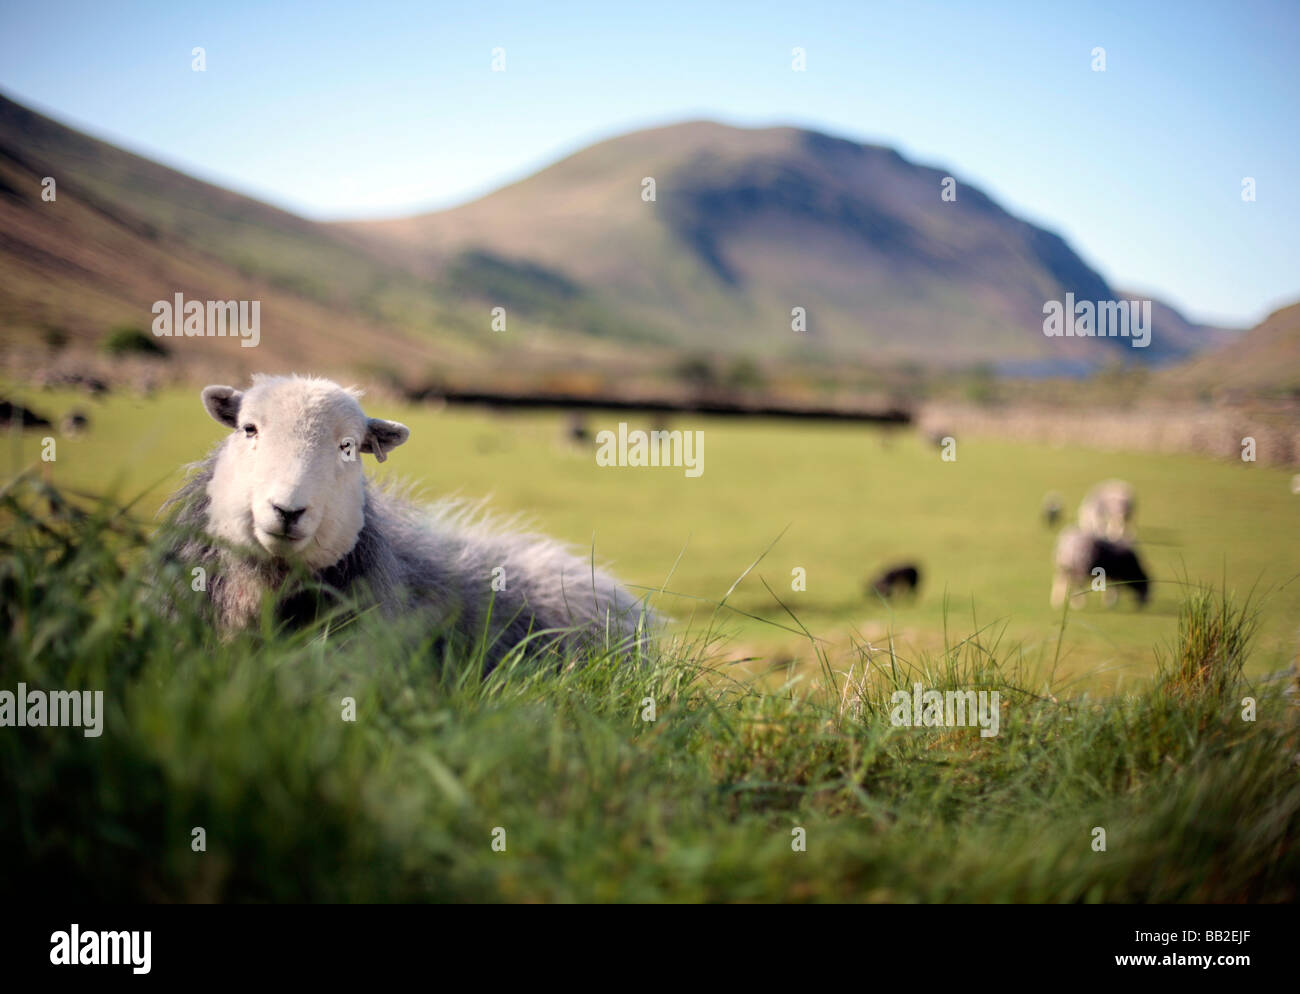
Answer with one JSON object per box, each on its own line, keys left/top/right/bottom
{"left": 5, "top": 383, "right": 1297, "bottom": 692}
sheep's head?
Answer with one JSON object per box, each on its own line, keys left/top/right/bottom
{"left": 200, "top": 375, "right": 409, "bottom": 569}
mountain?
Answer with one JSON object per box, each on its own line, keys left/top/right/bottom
{"left": 342, "top": 120, "right": 1228, "bottom": 370}
{"left": 0, "top": 96, "right": 1231, "bottom": 379}
{"left": 1117, "top": 292, "right": 1235, "bottom": 359}
{"left": 0, "top": 92, "right": 480, "bottom": 375}
{"left": 1160, "top": 301, "right": 1300, "bottom": 399}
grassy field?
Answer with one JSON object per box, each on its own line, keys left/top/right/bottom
{"left": 6, "top": 383, "right": 1298, "bottom": 695}
{"left": 2, "top": 472, "right": 1297, "bottom": 902}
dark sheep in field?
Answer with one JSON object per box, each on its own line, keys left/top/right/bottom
{"left": 61, "top": 410, "right": 90, "bottom": 436}
{"left": 868, "top": 563, "right": 921, "bottom": 601}
{"left": 1042, "top": 491, "right": 1064, "bottom": 528}
{"left": 0, "top": 398, "right": 53, "bottom": 429}
{"left": 564, "top": 412, "right": 590, "bottom": 443}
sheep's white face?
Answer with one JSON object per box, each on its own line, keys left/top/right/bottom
{"left": 200, "top": 376, "right": 409, "bottom": 569}
{"left": 1079, "top": 480, "right": 1136, "bottom": 542}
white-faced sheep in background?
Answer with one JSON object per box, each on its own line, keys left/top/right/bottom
{"left": 1077, "top": 479, "right": 1137, "bottom": 542}
{"left": 1050, "top": 526, "right": 1150, "bottom": 609}
{"left": 161, "top": 375, "right": 652, "bottom": 668}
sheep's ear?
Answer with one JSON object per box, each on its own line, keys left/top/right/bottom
{"left": 202, "top": 386, "right": 243, "bottom": 428}
{"left": 362, "top": 418, "right": 410, "bottom": 462}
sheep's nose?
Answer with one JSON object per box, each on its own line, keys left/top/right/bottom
{"left": 271, "top": 503, "right": 308, "bottom": 528}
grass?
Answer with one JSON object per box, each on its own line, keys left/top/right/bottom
{"left": 1157, "top": 580, "right": 1261, "bottom": 703}
{"left": 5, "top": 383, "right": 1299, "bottom": 693}
{"left": 1, "top": 476, "right": 1298, "bottom": 902}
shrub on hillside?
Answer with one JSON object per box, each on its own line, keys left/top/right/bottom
{"left": 102, "top": 325, "right": 168, "bottom": 358}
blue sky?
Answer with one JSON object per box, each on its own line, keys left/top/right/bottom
{"left": 2, "top": 0, "right": 1297, "bottom": 327}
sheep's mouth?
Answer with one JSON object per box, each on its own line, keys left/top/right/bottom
{"left": 253, "top": 525, "right": 312, "bottom": 555}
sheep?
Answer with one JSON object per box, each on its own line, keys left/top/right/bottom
{"left": 60, "top": 410, "right": 90, "bottom": 436}
{"left": 1050, "top": 526, "right": 1149, "bottom": 609}
{"left": 0, "top": 398, "right": 52, "bottom": 429}
{"left": 1078, "top": 479, "right": 1136, "bottom": 541}
{"left": 160, "top": 374, "right": 652, "bottom": 668}
{"left": 563, "top": 411, "right": 590, "bottom": 444}
{"left": 1041, "top": 491, "right": 1064, "bottom": 529}
{"left": 37, "top": 370, "right": 110, "bottom": 396}
{"left": 868, "top": 563, "right": 921, "bottom": 601}
{"left": 923, "top": 427, "right": 952, "bottom": 449}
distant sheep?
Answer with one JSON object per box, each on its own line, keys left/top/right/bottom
{"left": 1078, "top": 479, "right": 1136, "bottom": 541}
{"left": 563, "top": 411, "right": 590, "bottom": 444}
{"left": 1041, "top": 491, "right": 1064, "bottom": 529}
{"left": 868, "top": 563, "right": 921, "bottom": 601}
{"left": 0, "top": 398, "right": 52, "bottom": 429}
{"left": 924, "top": 427, "right": 952, "bottom": 449}
{"left": 161, "top": 375, "right": 651, "bottom": 667}
{"left": 61, "top": 410, "right": 90, "bottom": 436}
{"left": 37, "top": 370, "right": 110, "bottom": 396}
{"left": 1051, "top": 526, "right": 1149, "bottom": 609}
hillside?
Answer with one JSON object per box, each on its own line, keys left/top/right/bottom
{"left": 343, "top": 120, "right": 1229, "bottom": 370}
{"left": 0, "top": 97, "right": 1234, "bottom": 380}
{"left": 0, "top": 93, "right": 480, "bottom": 376}
{"left": 1160, "top": 301, "right": 1300, "bottom": 399}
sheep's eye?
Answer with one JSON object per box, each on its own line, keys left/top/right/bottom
{"left": 242, "top": 424, "right": 257, "bottom": 437}
{"left": 340, "top": 437, "right": 356, "bottom": 458}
